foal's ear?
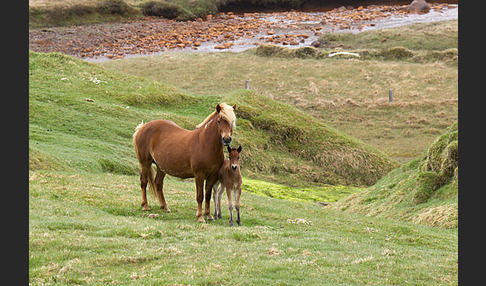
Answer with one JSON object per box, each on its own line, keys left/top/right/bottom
{"left": 216, "top": 104, "right": 222, "bottom": 114}
{"left": 227, "top": 146, "right": 232, "bottom": 154}
{"left": 237, "top": 145, "right": 242, "bottom": 153}
{"left": 232, "top": 104, "right": 237, "bottom": 111}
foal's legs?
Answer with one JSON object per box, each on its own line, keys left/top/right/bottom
{"left": 235, "top": 187, "right": 242, "bottom": 226}
{"left": 226, "top": 184, "right": 234, "bottom": 226}
{"left": 212, "top": 182, "right": 221, "bottom": 219}
{"left": 155, "top": 167, "right": 170, "bottom": 212}
{"left": 217, "top": 185, "right": 224, "bottom": 219}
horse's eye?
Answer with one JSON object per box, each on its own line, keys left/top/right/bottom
{"left": 217, "top": 120, "right": 221, "bottom": 124}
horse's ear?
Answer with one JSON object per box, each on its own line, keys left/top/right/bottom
{"left": 237, "top": 145, "right": 242, "bottom": 153}
{"left": 232, "top": 104, "right": 237, "bottom": 111}
{"left": 216, "top": 104, "right": 222, "bottom": 114}
{"left": 227, "top": 146, "right": 232, "bottom": 154}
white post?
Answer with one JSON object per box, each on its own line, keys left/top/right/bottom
{"left": 245, "top": 80, "right": 250, "bottom": 89}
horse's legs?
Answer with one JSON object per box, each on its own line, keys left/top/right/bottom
{"left": 204, "top": 176, "right": 218, "bottom": 220}
{"left": 155, "top": 167, "right": 170, "bottom": 212}
{"left": 195, "top": 176, "right": 205, "bottom": 223}
{"left": 226, "top": 185, "right": 234, "bottom": 226}
{"left": 140, "top": 165, "right": 151, "bottom": 211}
{"left": 235, "top": 187, "right": 242, "bottom": 226}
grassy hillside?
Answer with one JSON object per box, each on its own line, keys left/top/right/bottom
{"left": 101, "top": 20, "right": 457, "bottom": 163}
{"left": 328, "top": 123, "right": 458, "bottom": 228}
{"left": 29, "top": 51, "right": 397, "bottom": 187}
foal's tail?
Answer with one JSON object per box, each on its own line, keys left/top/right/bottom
{"left": 133, "top": 121, "right": 157, "bottom": 197}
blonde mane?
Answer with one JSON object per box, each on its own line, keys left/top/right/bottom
{"left": 196, "top": 103, "right": 236, "bottom": 129}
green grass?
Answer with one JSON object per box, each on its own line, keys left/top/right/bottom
{"left": 29, "top": 170, "right": 458, "bottom": 285}
{"left": 242, "top": 177, "right": 361, "bottom": 203}
{"left": 101, "top": 20, "right": 458, "bottom": 163}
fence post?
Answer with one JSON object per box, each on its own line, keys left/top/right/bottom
{"left": 245, "top": 80, "right": 250, "bottom": 89}
{"left": 389, "top": 89, "right": 393, "bottom": 102}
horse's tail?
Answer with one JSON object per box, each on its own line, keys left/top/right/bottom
{"left": 132, "top": 121, "right": 144, "bottom": 162}
{"left": 146, "top": 165, "right": 157, "bottom": 198}
{"left": 133, "top": 121, "right": 158, "bottom": 198}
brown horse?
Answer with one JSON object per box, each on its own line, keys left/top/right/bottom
{"left": 132, "top": 103, "right": 236, "bottom": 223}
{"left": 213, "top": 146, "right": 242, "bottom": 226}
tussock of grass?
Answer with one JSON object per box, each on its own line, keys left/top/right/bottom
{"left": 29, "top": 146, "right": 67, "bottom": 171}
{"left": 255, "top": 43, "right": 457, "bottom": 64}
{"left": 329, "top": 124, "right": 458, "bottom": 228}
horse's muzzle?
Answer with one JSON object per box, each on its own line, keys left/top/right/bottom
{"left": 231, "top": 164, "right": 238, "bottom": 171}
{"left": 222, "top": 136, "right": 232, "bottom": 146}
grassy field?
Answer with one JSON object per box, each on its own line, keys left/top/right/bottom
{"left": 29, "top": 49, "right": 457, "bottom": 284}
{"left": 100, "top": 20, "right": 458, "bottom": 162}
{"left": 29, "top": 170, "right": 457, "bottom": 285}
{"left": 29, "top": 13, "right": 458, "bottom": 284}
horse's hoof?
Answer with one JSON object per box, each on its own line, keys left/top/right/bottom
{"left": 142, "top": 205, "right": 150, "bottom": 211}
{"left": 161, "top": 206, "right": 171, "bottom": 213}
{"left": 206, "top": 215, "right": 215, "bottom": 221}
{"left": 197, "top": 216, "right": 206, "bottom": 223}
{"left": 237, "top": 220, "right": 241, "bottom": 226}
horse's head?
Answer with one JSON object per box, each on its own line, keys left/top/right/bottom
{"left": 227, "top": 145, "right": 241, "bottom": 171}
{"left": 216, "top": 103, "right": 236, "bottom": 146}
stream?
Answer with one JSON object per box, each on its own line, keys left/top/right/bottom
{"left": 28, "top": 3, "right": 458, "bottom": 62}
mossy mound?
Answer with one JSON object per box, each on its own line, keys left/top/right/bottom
{"left": 329, "top": 123, "right": 458, "bottom": 228}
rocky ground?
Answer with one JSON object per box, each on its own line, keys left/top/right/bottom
{"left": 29, "top": 3, "right": 456, "bottom": 61}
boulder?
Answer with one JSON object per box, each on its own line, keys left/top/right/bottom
{"left": 408, "top": 0, "right": 430, "bottom": 14}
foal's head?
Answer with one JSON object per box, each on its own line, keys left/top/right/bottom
{"left": 227, "top": 146, "right": 242, "bottom": 171}
{"left": 216, "top": 103, "right": 236, "bottom": 146}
